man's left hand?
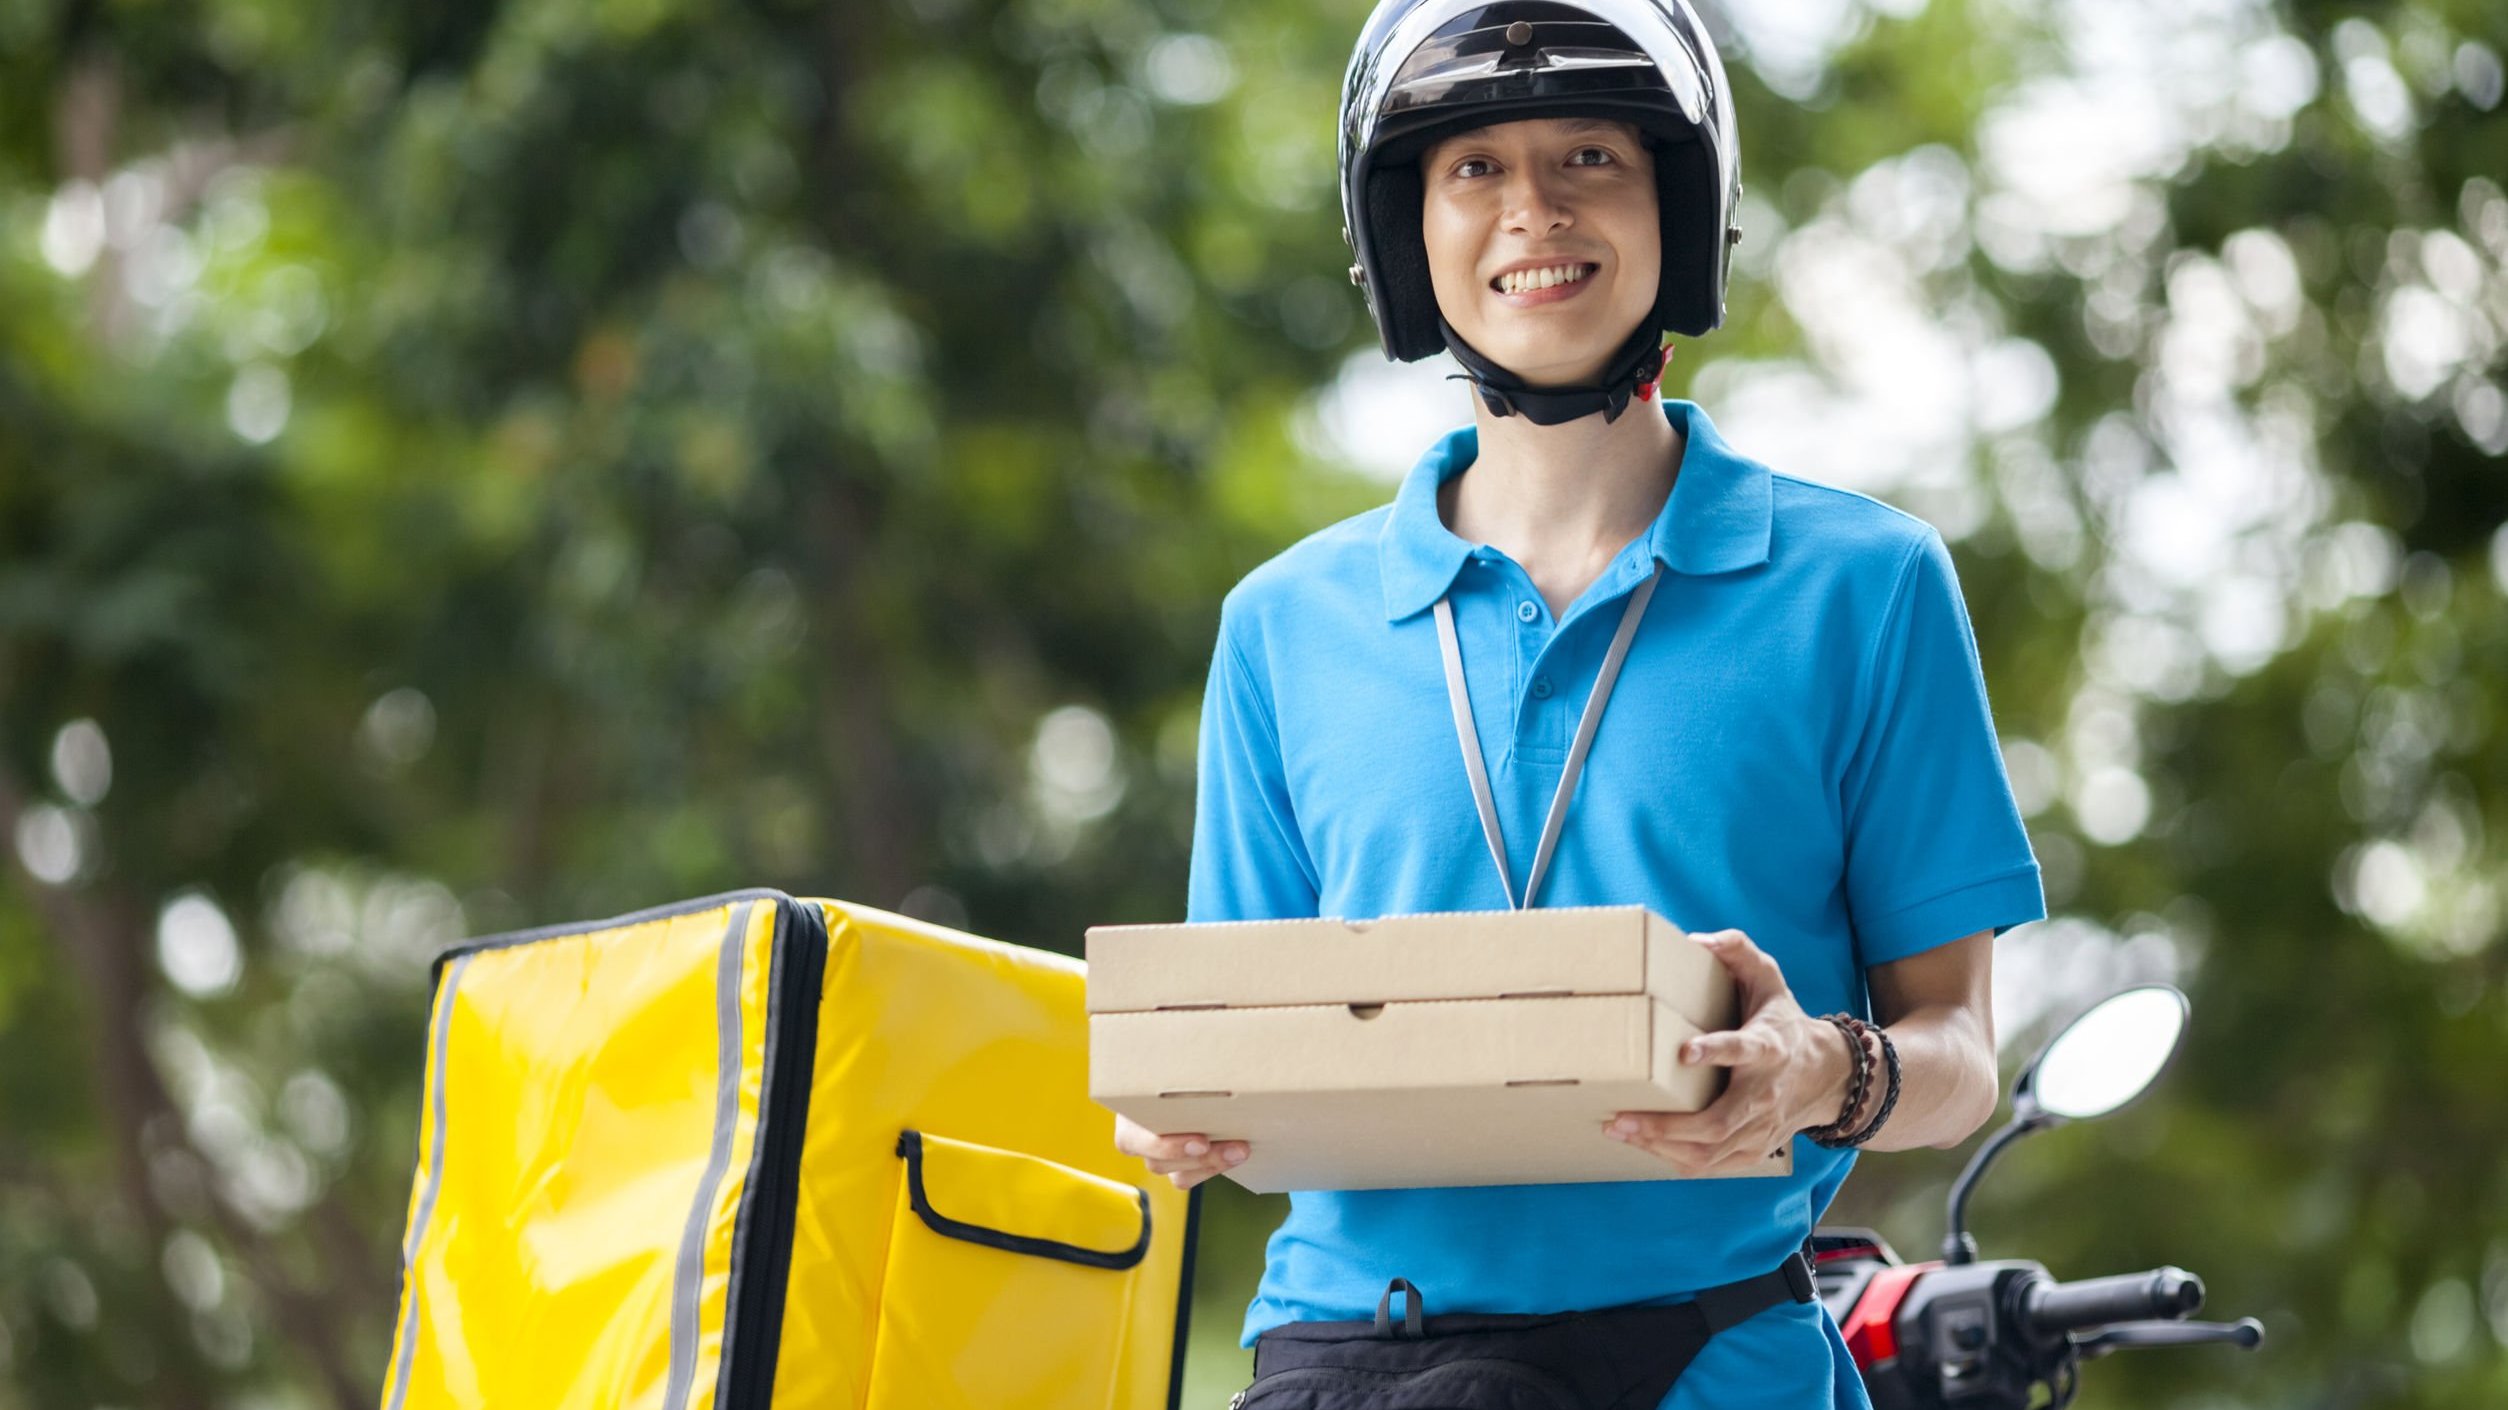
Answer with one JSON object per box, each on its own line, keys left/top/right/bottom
{"left": 1603, "top": 928, "right": 1850, "bottom": 1174}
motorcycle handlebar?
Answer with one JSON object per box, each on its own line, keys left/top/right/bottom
{"left": 2021, "top": 1267, "right": 2205, "bottom": 1336}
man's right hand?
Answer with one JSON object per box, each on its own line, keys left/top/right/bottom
{"left": 1113, "top": 1113, "right": 1248, "bottom": 1191}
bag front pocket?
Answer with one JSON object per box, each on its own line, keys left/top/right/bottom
{"left": 866, "top": 1129, "right": 1151, "bottom": 1408}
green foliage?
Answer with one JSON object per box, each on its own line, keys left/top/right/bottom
{"left": 2, "top": 0, "right": 2504, "bottom": 1405}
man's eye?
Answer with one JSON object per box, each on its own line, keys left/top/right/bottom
{"left": 1569, "top": 147, "right": 1614, "bottom": 166}
{"left": 1454, "top": 157, "right": 1494, "bottom": 178}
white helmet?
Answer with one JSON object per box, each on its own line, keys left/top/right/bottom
{"left": 1338, "top": 0, "right": 1744, "bottom": 368}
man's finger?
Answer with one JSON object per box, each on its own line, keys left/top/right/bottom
{"left": 1609, "top": 1113, "right": 1739, "bottom": 1154}
{"left": 1127, "top": 1132, "right": 1213, "bottom": 1161}
{"left": 1610, "top": 1111, "right": 1692, "bottom": 1143}
{"left": 1613, "top": 1101, "right": 1747, "bottom": 1147}
{"left": 1619, "top": 1126, "right": 1775, "bottom": 1175}
{"left": 1680, "top": 1027, "right": 1777, "bottom": 1069}
{"left": 1142, "top": 1141, "right": 1250, "bottom": 1175}
{"left": 1615, "top": 1128, "right": 1717, "bottom": 1172}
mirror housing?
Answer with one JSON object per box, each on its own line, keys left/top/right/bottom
{"left": 2018, "top": 984, "right": 2190, "bottom": 1123}
{"left": 1942, "top": 985, "right": 2192, "bottom": 1265}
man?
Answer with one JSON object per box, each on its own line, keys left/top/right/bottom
{"left": 1117, "top": 2, "right": 2043, "bottom": 1405}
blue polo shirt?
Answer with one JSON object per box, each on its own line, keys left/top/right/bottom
{"left": 1186, "top": 399, "right": 2044, "bottom": 1409}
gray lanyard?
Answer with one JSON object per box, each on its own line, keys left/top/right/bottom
{"left": 1432, "top": 563, "right": 1663, "bottom": 910}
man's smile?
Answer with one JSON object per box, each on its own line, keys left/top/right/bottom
{"left": 1489, "top": 261, "right": 1601, "bottom": 303}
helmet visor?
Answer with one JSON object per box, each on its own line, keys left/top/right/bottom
{"left": 1345, "top": 0, "right": 1715, "bottom": 164}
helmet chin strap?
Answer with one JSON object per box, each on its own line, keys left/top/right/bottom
{"left": 1438, "top": 315, "right": 1671, "bottom": 426}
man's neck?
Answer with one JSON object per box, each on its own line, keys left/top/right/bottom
{"left": 1438, "top": 394, "right": 1685, "bottom": 617}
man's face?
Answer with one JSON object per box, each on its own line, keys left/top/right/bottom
{"left": 1418, "top": 115, "right": 1659, "bottom": 387}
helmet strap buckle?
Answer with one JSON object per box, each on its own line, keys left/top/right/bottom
{"left": 1438, "top": 316, "right": 1670, "bottom": 427}
{"left": 1636, "top": 343, "right": 1673, "bottom": 402}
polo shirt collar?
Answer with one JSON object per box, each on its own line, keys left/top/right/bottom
{"left": 1377, "top": 399, "right": 1774, "bottom": 621}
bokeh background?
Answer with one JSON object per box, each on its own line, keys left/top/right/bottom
{"left": 3, "top": 0, "right": 2504, "bottom": 1404}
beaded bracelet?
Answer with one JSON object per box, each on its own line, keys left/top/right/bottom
{"left": 1803, "top": 1014, "right": 1873, "bottom": 1147}
{"left": 1834, "top": 1023, "right": 1902, "bottom": 1149}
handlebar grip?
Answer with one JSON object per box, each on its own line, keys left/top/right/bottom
{"left": 2022, "top": 1268, "right": 2205, "bottom": 1335}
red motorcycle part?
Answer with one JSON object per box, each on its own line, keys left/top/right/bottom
{"left": 1841, "top": 1261, "right": 1939, "bottom": 1367}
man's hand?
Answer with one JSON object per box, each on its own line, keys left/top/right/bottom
{"left": 1114, "top": 1112, "right": 1249, "bottom": 1191}
{"left": 1603, "top": 928, "right": 1852, "bottom": 1174}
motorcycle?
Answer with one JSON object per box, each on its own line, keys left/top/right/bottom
{"left": 1812, "top": 984, "right": 2264, "bottom": 1408}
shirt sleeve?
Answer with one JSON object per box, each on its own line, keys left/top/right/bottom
{"left": 1186, "top": 603, "right": 1323, "bottom": 924}
{"left": 1840, "top": 529, "right": 2045, "bottom": 967}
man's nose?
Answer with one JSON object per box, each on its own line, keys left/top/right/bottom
{"left": 1500, "top": 167, "right": 1574, "bottom": 235}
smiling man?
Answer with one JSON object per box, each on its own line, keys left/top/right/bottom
{"left": 1117, "top": 2, "right": 2046, "bottom": 1407}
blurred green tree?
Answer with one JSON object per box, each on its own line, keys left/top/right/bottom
{"left": 0, "top": 0, "right": 2501, "bottom": 1406}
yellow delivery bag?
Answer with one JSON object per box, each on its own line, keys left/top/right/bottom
{"left": 380, "top": 888, "right": 1195, "bottom": 1410}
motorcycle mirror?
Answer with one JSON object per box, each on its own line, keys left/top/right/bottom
{"left": 1944, "top": 984, "right": 2192, "bottom": 1264}
{"left": 2012, "top": 984, "right": 2190, "bottom": 1123}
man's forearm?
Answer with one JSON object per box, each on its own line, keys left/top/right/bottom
{"left": 1828, "top": 1000, "right": 2001, "bottom": 1152}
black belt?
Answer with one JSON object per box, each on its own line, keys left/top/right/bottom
{"left": 1242, "top": 1248, "right": 1819, "bottom": 1410}
{"left": 1693, "top": 1245, "right": 1820, "bottom": 1333}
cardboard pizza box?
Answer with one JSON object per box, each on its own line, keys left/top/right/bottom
{"left": 1086, "top": 907, "right": 1793, "bottom": 1192}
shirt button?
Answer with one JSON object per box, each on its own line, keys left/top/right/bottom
{"left": 1516, "top": 600, "right": 1540, "bottom": 623}
{"left": 1530, "top": 676, "right": 1554, "bottom": 699}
